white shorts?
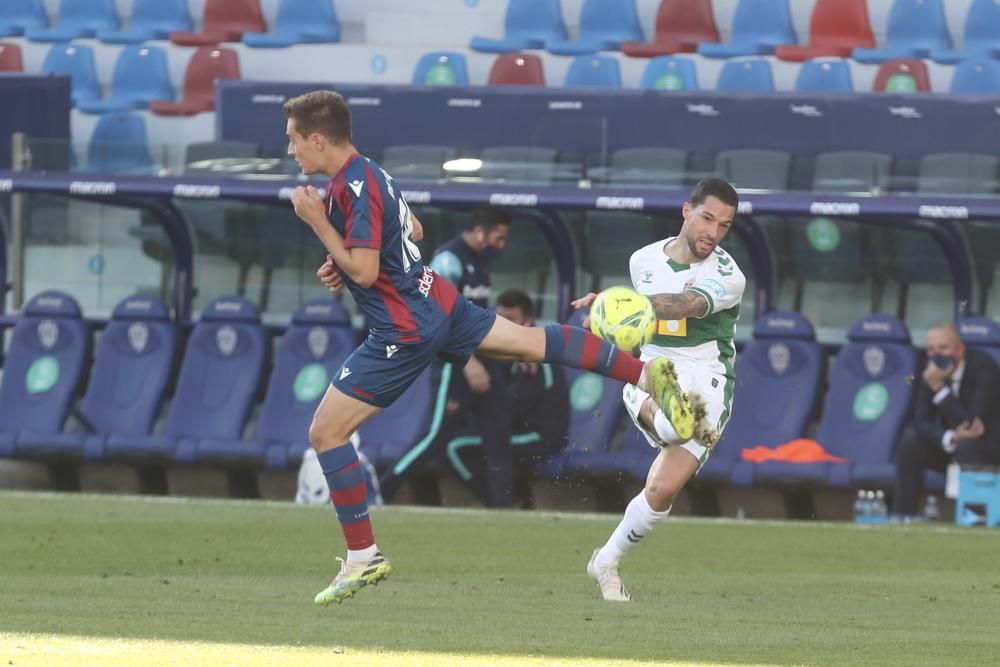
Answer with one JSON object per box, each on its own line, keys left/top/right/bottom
{"left": 622, "top": 365, "right": 732, "bottom": 469}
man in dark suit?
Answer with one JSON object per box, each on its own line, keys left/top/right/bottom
{"left": 894, "top": 323, "right": 1000, "bottom": 516}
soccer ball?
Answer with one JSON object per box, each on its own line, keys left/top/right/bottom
{"left": 589, "top": 286, "right": 656, "bottom": 355}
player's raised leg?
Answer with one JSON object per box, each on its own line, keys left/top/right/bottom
{"left": 309, "top": 385, "right": 392, "bottom": 605}
{"left": 475, "top": 315, "right": 695, "bottom": 439}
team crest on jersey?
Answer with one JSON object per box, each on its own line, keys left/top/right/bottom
{"left": 863, "top": 346, "right": 886, "bottom": 377}
{"left": 307, "top": 327, "right": 329, "bottom": 359}
{"left": 639, "top": 270, "right": 654, "bottom": 285}
{"left": 216, "top": 326, "right": 238, "bottom": 357}
{"left": 37, "top": 320, "right": 58, "bottom": 350}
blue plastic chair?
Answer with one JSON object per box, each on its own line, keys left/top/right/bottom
{"left": 546, "top": 0, "right": 643, "bottom": 55}
{"left": 931, "top": 0, "right": 1000, "bottom": 64}
{"left": 698, "top": 0, "right": 796, "bottom": 58}
{"left": 640, "top": 56, "right": 698, "bottom": 90}
{"left": 949, "top": 59, "right": 1000, "bottom": 93}
{"left": 0, "top": 0, "right": 47, "bottom": 37}
{"left": 98, "top": 0, "right": 192, "bottom": 44}
{"left": 853, "top": 0, "right": 951, "bottom": 63}
{"left": 77, "top": 46, "right": 173, "bottom": 114}
{"left": 470, "top": 0, "right": 566, "bottom": 53}
{"left": 794, "top": 58, "right": 854, "bottom": 92}
{"left": 564, "top": 55, "right": 621, "bottom": 88}
{"left": 86, "top": 112, "right": 154, "bottom": 175}
{"left": 958, "top": 316, "right": 1000, "bottom": 366}
{"left": 41, "top": 44, "right": 100, "bottom": 107}
{"left": 716, "top": 58, "right": 775, "bottom": 91}
{"left": 412, "top": 52, "right": 469, "bottom": 86}
{"left": 243, "top": 0, "right": 339, "bottom": 48}
{"left": 25, "top": 0, "right": 118, "bottom": 42}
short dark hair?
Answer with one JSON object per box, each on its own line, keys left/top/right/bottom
{"left": 467, "top": 207, "right": 512, "bottom": 232}
{"left": 496, "top": 289, "right": 534, "bottom": 319}
{"left": 689, "top": 178, "right": 739, "bottom": 209}
{"left": 283, "top": 90, "right": 352, "bottom": 144}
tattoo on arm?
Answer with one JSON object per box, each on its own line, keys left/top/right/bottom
{"left": 649, "top": 291, "right": 709, "bottom": 320}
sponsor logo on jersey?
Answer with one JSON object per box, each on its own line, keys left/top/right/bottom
{"left": 596, "top": 196, "right": 644, "bottom": 211}
{"left": 489, "top": 193, "right": 538, "bottom": 207}
{"left": 809, "top": 201, "right": 861, "bottom": 216}
{"left": 173, "top": 184, "right": 221, "bottom": 199}
{"left": 348, "top": 180, "right": 365, "bottom": 197}
{"left": 0, "top": 179, "right": 12, "bottom": 192}
{"left": 918, "top": 205, "right": 969, "bottom": 219}
{"left": 418, "top": 266, "right": 436, "bottom": 298}
{"left": 69, "top": 181, "right": 116, "bottom": 196}
{"left": 698, "top": 278, "right": 728, "bottom": 299}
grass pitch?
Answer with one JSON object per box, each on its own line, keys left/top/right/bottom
{"left": 1, "top": 492, "right": 999, "bottom": 666}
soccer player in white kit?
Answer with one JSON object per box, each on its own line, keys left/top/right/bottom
{"left": 572, "top": 178, "right": 745, "bottom": 601}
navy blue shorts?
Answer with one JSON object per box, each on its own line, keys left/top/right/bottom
{"left": 333, "top": 295, "right": 497, "bottom": 408}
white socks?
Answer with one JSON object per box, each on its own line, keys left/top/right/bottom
{"left": 347, "top": 544, "right": 378, "bottom": 564}
{"left": 595, "top": 492, "right": 671, "bottom": 568}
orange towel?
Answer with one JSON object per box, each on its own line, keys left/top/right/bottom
{"left": 741, "top": 438, "right": 848, "bottom": 464}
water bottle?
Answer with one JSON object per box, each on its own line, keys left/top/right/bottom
{"left": 853, "top": 490, "right": 867, "bottom": 524}
{"left": 873, "top": 490, "right": 888, "bottom": 524}
{"left": 924, "top": 495, "right": 940, "bottom": 521}
{"left": 865, "top": 490, "right": 877, "bottom": 524}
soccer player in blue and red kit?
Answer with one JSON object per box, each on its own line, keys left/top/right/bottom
{"left": 285, "top": 90, "right": 691, "bottom": 605}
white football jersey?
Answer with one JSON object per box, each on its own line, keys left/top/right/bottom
{"left": 629, "top": 238, "right": 746, "bottom": 378}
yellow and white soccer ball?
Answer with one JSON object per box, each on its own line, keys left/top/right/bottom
{"left": 589, "top": 286, "right": 656, "bottom": 355}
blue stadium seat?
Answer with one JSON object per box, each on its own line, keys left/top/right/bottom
{"left": 930, "top": 0, "right": 1000, "bottom": 64}
{"left": 362, "top": 368, "right": 435, "bottom": 469}
{"left": 16, "top": 295, "right": 177, "bottom": 461}
{"left": 564, "top": 55, "right": 621, "bottom": 88}
{"left": 715, "top": 58, "right": 775, "bottom": 91}
{"left": 958, "top": 316, "right": 1000, "bottom": 366}
{"left": 104, "top": 296, "right": 267, "bottom": 464}
{"left": 794, "top": 58, "right": 854, "bottom": 92}
{"left": 98, "top": 0, "right": 193, "bottom": 44}
{"left": 949, "top": 59, "right": 1000, "bottom": 94}
{"left": 753, "top": 314, "right": 917, "bottom": 489}
{"left": 85, "top": 112, "right": 153, "bottom": 175}
{"left": 546, "top": 0, "right": 643, "bottom": 55}
{"left": 581, "top": 426, "right": 657, "bottom": 482}
{"left": 853, "top": 0, "right": 951, "bottom": 64}
{"left": 698, "top": 311, "right": 823, "bottom": 486}
{"left": 41, "top": 44, "right": 100, "bottom": 107}
{"left": 25, "top": 0, "right": 118, "bottom": 42}
{"left": 640, "top": 56, "right": 698, "bottom": 90}
{"left": 0, "top": 0, "right": 47, "bottom": 37}
{"left": 77, "top": 46, "right": 173, "bottom": 114}
{"left": 0, "top": 291, "right": 88, "bottom": 459}
{"left": 698, "top": 0, "right": 796, "bottom": 59}
{"left": 412, "top": 52, "right": 469, "bottom": 86}
{"left": 470, "top": 0, "right": 567, "bottom": 54}
{"left": 243, "top": 0, "right": 340, "bottom": 48}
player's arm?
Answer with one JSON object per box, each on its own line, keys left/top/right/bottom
{"left": 648, "top": 291, "right": 709, "bottom": 320}
{"left": 291, "top": 185, "right": 380, "bottom": 288}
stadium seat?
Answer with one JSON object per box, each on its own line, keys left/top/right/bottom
{"left": 25, "top": 0, "right": 118, "bottom": 42}
{"left": 0, "top": 42, "right": 23, "bottom": 71}
{"left": 774, "top": 0, "right": 874, "bottom": 62}
{"left": 77, "top": 45, "right": 173, "bottom": 114}
{"left": 85, "top": 112, "right": 154, "bottom": 175}
{"left": 698, "top": 0, "right": 796, "bottom": 59}
{"left": 170, "top": 0, "right": 266, "bottom": 47}
{"left": 698, "top": 311, "right": 824, "bottom": 486}
{"left": 639, "top": 56, "right": 698, "bottom": 90}
{"left": 487, "top": 53, "right": 546, "bottom": 85}
{"left": 149, "top": 47, "right": 240, "bottom": 116}
{"left": 852, "top": 0, "right": 951, "bottom": 64}
{"left": 15, "top": 295, "right": 177, "bottom": 461}
{"left": 958, "top": 316, "right": 1000, "bottom": 366}
{"left": 715, "top": 149, "right": 792, "bottom": 191}
{"left": 546, "top": 0, "right": 643, "bottom": 55}
{"left": 104, "top": 296, "right": 267, "bottom": 464}
{"left": 0, "top": 291, "right": 88, "bottom": 459}
{"left": 412, "top": 52, "right": 469, "bottom": 86}
{"left": 579, "top": 424, "right": 657, "bottom": 483}
{"left": 751, "top": 314, "right": 917, "bottom": 488}
{"left": 793, "top": 58, "right": 854, "bottom": 92}
{"left": 563, "top": 55, "right": 621, "bottom": 88}
{"left": 480, "top": 146, "right": 559, "bottom": 184}
{"left": 930, "top": 0, "right": 1000, "bottom": 64}
{"left": 362, "top": 368, "right": 435, "bottom": 468}
{"left": 0, "top": 0, "right": 47, "bottom": 37}
{"left": 872, "top": 59, "right": 930, "bottom": 93}
{"left": 581, "top": 211, "right": 670, "bottom": 291}
{"left": 603, "top": 146, "right": 688, "bottom": 188}
{"left": 98, "top": 0, "right": 193, "bottom": 44}
{"left": 813, "top": 151, "right": 892, "bottom": 194}
{"left": 715, "top": 58, "right": 775, "bottom": 91}
{"left": 243, "top": 0, "right": 339, "bottom": 48}
{"left": 380, "top": 144, "right": 457, "bottom": 181}
{"left": 470, "top": 0, "right": 566, "bottom": 53}
{"left": 41, "top": 44, "right": 100, "bottom": 107}
{"left": 949, "top": 59, "right": 1000, "bottom": 94}
{"left": 201, "top": 299, "right": 354, "bottom": 469}
{"left": 621, "top": 0, "right": 719, "bottom": 57}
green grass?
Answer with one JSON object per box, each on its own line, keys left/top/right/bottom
{"left": 1, "top": 492, "right": 999, "bottom": 666}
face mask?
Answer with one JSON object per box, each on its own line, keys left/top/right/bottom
{"left": 480, "top": 245, "right": 505, "bottom": 263}
{"left": 930, "top": 354, "right": 955, "bottom": 370}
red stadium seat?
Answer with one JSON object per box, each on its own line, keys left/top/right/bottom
{"left": 775, "top": 0, "right": 874, "bottom": 62}
{"left": 620, "top": 0, "right": 719, "bottom": 58}
{"left": 149, "top": 47, "right": 240, "bottom": 116}
{"left": 872, "top": 58, "right": 931, "bottom": 92}
{"left": 487, "top": 53, "right": 546, "bottom": 85}
{"left": 170, "top": 0, "right": 265, "bottom": 46}
{"left": 0, "top": 42, "right": 23, "bottom": 71}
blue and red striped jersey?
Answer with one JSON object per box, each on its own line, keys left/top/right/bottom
{"left": 325, "top": 154, "right": 457, "bottom": 343}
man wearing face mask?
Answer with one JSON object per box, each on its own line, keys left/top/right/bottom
{"left": 379, "top": 207, "right": 516, "bottom": 506}
{"left": 893, "top": 323, "right": 1000, "bottom": 518}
